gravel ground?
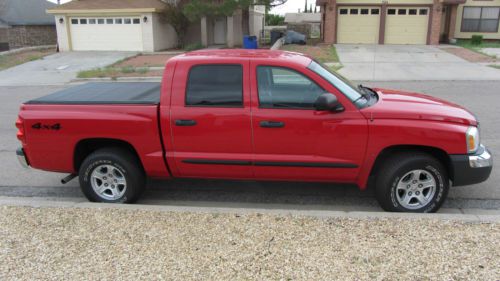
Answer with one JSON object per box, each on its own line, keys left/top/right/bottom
{"left": 0, "top": 206, "right": 499, "bottom": 280}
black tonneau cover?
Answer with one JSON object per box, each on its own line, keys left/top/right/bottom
{"left": 26, "top": 82, "right": 161, "bottom": 105}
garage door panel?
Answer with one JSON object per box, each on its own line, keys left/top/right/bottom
{"left": 337, "top": 7, "right": 380, "bottom": 44}
{"left": 70, "top": 17, "right": 143, "bottom": 51}
{"left": 385, "top": 8, "right": 429, "bottom": 45}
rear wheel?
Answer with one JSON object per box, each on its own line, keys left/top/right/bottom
{"left": 78, "top": 148, "right": 145, "bottom": 203}
{"left": 375, "top": 152, "right": 449, "bottom": 213}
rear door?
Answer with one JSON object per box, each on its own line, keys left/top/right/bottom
{"left": 169, "top": 60, "right": 253, "bottom": 179}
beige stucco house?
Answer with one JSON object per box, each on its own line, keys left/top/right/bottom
{"left": 316, "top": 0, "right": 500, "bottom": 45}
{"left": 47, "top": 0, "right": 265, "bottom": 52}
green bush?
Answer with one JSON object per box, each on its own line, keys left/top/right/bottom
{"left": 184, "top": 43, "right": 204, "bottom": 51}
{"left": 471, "top": 35, "right": 483, "bottom": 45}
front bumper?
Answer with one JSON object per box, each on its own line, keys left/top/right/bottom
{"left": 16, "top": 147, "right": 29, "bottom": 168}
{"left": 450, "top": 144, "right": 492, "bottom": 186}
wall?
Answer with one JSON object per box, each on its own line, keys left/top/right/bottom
{"left": 151, "top": 13, "right": 178, "bottom": 51}
{"left": 7, "top": 25, "right": 56, "bottom": 49}
{"left": 454, "top": 0, "right": 500, "bottom": 40}
{"left": 54, "top": 15, "right": 71, "bottom": 51}
{"left": 249, "top": 6, "right": 265, "bottom": 40}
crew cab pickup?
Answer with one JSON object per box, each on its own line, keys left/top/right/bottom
{"left": 16, "top": 49, "right": 492, "bottom": 212}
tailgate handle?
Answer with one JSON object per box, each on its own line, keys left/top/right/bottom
{"left": 175, "top": 119, "right": 197, "bottom": 126}
{"left": 260, "top": 121, "right": 285, "bottom": 128}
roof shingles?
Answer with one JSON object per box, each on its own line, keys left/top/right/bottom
{"left": 48, "top": 0, "right": 168, "bottom": 11}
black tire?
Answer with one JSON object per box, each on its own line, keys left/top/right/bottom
{"left": 78, "top": 147, "right": 145, "bottom": 203}
{"left": 375, "top": 152, "right": 449, "bottom": 213}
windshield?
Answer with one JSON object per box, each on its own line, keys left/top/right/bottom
{"left": 307, "top": 60, "right": 364, "bottom": 104}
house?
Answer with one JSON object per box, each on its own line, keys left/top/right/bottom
{"left": 47, "top": 0, "right": 265, "bottom": 52}
{"left": 284, "top": 12, "right": 321, "bottom": 38}
{"left": 316, "top": 0, "right": 500, "bottom": 45}
{"left": 0, "top": 0, "right": 57, "bottom": 51}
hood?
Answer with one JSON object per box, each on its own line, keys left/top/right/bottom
{"left": 361, "top": 88, "right": 477, "bottom": 126}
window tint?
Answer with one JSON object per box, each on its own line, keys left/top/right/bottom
{"left": 388, "top": 9, "right": 396, "bottom": 15}
{"left": 115, "top": 18, "right": 123, "bottom": 24}
{"left": 409, "top": 9, "right": 417, "bottom": 15}
{"left": 124, "top": 18, "right": 132, "bottom": 24}
{"left": 361, "top": 9, "right": 369, "bottom": 15}
{"left": 106, "top": 18, "right": 114, "bottom": 24}
{"left": 133, "top": 18, "right": 141, "bottom": 24}
{"left": 80, "top": 19, "right": 87, "bottom": 24}
{"left": 71, "top": 19, "right": 78, "bottom": 24}
{"left": 398, "top": 9, "right": 407, "bottom": 15}
{"left": 371, "top": 9, "right": 380, "bottom": 15}
{"left": 89, "top": 19, "right": 96, "bottom": 24}
{"left": 186, "top": 65, "right": 243, "bottom": 107}
{"left": 419, "top": 9, "right": 428, "bottom": 15}
{"left": 339, "top": 9, "right": 348, "bottom": 15}
{"left": 257, "top": 66, "right": 325, "bottom": 109}
{"left": 350, "top": 9, "right": 358, "bottom": 15}
{"left": 97, "top": 18, "right": 105, "bottom": 24}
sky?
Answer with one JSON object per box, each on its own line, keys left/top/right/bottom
{"left": 47, "top": 0, "right": 314, "bottom": 16}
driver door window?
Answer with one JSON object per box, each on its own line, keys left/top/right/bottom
{"left": 257, "top": 66, "right": 325, "bottom": 109}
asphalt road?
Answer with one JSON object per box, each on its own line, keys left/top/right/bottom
{"left": 0, "top": 81, "right": 498, "bottom": 210}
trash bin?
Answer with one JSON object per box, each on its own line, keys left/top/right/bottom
{"left": 270, "top": 30, "right": 283, "bottom": 46}
{"left": 243, "top": 35, "right": 258, "bottom": 49}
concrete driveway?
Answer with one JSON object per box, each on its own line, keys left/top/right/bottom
{"left": 336, "top": 44, "right": 500, "bottom": 81}
{"left": 0, "top": 51, "right": 135, "bottom": 86}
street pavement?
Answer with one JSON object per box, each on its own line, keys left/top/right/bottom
{"left": 0, "top": 81, "right": 498, "bottom": 211}
{"left": 336, "top": 44, "right": 500, "bottom": 81}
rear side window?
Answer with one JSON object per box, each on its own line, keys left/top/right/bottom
{"left": 186, "top": 65, "right": 243, "bottom": 107}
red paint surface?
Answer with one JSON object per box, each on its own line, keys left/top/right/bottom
{"left": 17, "top": 49, "right": 475, "bottom": 189}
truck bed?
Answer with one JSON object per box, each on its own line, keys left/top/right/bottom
{"left": 26, "top": 82, "right": 161, "bottom": 105}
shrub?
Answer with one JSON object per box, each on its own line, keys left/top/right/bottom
{"left": 471, "top": 35, "right": 483, "bottom": 45}
{"left": 184, "top": 43, "right": 204, "bottom": 51}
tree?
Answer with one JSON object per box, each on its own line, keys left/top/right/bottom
{"left": 304, "top": 0, "right": 308, "bottom": 13}
{"left": 266, "top": 14, "right": 285, "bottom": 26}
{"left": 183, "top": 0, "right": 287, "bottom": 37}
{"left": 161, "top": 0, "right": 190, "bottom": 48}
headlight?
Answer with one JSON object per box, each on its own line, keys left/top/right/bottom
{"left": 466, "top": 126, "right": 479, "bottom": 153}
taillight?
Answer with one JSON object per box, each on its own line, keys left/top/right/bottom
{"left": 16, "top": 117, "right": 25, "bottom": 144}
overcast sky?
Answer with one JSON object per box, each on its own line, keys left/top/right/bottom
{"left": 47, "top": 0, "right": 314, "bottom": 15}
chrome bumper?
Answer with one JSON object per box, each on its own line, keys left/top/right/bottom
{"left": 16, "top": 147, "right": 29, "bottom": 168}
{"left": 469, "top": 145, "right": 493, "bottom": 168}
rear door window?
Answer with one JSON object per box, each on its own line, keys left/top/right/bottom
{"left": 186, "top": 65, "right": 243, "bottom": 107}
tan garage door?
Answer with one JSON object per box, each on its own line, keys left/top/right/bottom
{"left": 385, "top": 7, "right": 429, "bottom": 45}
{"left": 337, "top": 7, "right": 381, "bottom": 44}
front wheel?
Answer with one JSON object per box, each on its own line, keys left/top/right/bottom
{"left": 78, "top": 148, "right": 145, "bottom": 203}
{"left": 375, "top": 152, "right": 449, "bottom": 213}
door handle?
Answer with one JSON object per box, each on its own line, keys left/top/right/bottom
{"left": 175, "top": 119, "right": 197, "bottom": 126}
{"left": 260, "top": 121, "right": 285, "bottom": 128}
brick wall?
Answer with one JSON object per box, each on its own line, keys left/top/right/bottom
{"left": 7, "top": 25, "right": 57, "bottom": 49}
{"left": 429, "top": 0, "right": 442, "bottom": 45}
{"left": 323, "top": 0, "right": 336, "bottom": 44}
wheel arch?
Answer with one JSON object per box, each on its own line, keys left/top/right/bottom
{"left": 369, "top": 145, "right": 453, "bottom": 184}
{"left": 73, "top": 138, "right": 144, "bottom": 173}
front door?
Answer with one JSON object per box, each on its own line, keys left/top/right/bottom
{"left": 170, "top": 61, "right": 253, "bottom": 179}
{"left": 213, "top": 18, "right": 227, "bottom": 45}
{"left": 250, "top": 61, "right": 368, "bottom": 182}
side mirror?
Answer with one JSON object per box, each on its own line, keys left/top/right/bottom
{"left": 314, "top": 93, "right": 344, "bottom": 112}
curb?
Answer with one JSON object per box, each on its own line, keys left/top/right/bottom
{"left": 72, "top": 77, "right": 162, "bottom": 82}
{"left": 0, "top": 196, "right": 498, "bottom": 223}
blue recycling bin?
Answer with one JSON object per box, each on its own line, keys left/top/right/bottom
{"left": 243, "top": 35, "right": 258, "bottom": 49}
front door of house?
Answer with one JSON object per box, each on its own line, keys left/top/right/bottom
{"left": 214, "top": 18, "right": 227, "bottom": 45}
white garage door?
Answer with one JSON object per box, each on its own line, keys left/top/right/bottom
{"left": 337, "top": 7, "right": 381, "bottom": 44}
{"left": 385, "top": 8, "right": 429, "bottom": 45}
{"left": 70, "top": 17, "right": 143, "bottom": 51}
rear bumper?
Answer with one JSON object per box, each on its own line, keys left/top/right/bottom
{"left": 450, "top": 145, "right": 492, "bottom": 186}
{"left": 16, "top": 147, "right": 29, "bottom": 168}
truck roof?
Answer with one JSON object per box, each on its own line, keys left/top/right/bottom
{"left": 172, "top": 49, "right": 313, "bottom": 66}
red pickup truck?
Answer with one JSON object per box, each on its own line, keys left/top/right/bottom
{"left": 16, "top": 49, "right": 492, "bottom": 212}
